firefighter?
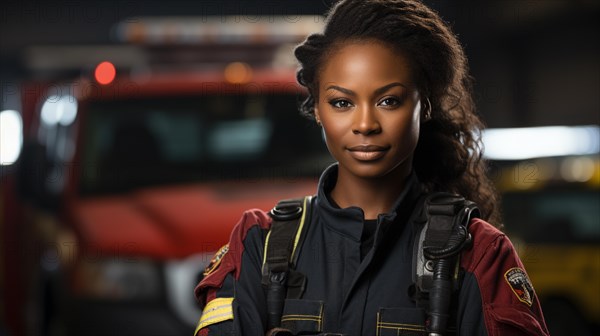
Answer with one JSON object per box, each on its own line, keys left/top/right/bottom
{"left": 193, "top": 0, "right": 549, "bottom": 335}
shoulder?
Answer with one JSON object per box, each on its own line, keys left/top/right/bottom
{"left": 459, "top": 219, "right": 550, "bottom": 334}
{"left": 460, "top": 218, "right": 541, "bottom": 300}
{"left": 460, "top": 218, "right": 538, "bottom": 310}
{"left": 461, "top": 218, "right": 512, "bottom": 272}
{"left": 227, "top": 208, "right": 272, "bottom": 248}
{"left": 194, "top": 209, "right": 271, "bottom": 302}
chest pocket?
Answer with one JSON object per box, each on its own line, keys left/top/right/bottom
{"left": 376, "top": 308, "right": 458, "bottom": 336}
{"left": 376, "top": 308, "right": 426, "bottom": 336}
{"left": 281, "top": 299, "right": 324, "bottom": 334}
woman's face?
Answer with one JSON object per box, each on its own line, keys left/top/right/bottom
{"left": 315, "top": 40, "right": 423, "bottom": 180}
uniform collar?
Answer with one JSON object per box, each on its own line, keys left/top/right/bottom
{"left": 315, "top": 163, "right": 423, "bottom": 242}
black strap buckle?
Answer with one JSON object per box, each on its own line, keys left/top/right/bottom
{"left": 269, "top": 201, "right": 303, "bottom": 221}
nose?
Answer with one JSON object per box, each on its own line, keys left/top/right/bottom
{"left": 352, "top": 107, "right": 381, "bottom": 135}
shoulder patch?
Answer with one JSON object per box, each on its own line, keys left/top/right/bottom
{"left": 204, "top": 244, "right": 229, "bottom": 276}
{"left": 504, "top": 267, "right": 534, "bottom": 306}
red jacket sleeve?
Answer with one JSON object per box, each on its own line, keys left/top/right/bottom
{"left": 193, "top": 209, "right": 272, "bottom": 336}
{"left": 460, "top": 218, "right": 550, "bottom": 336}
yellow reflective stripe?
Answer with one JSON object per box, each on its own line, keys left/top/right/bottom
{"left": 291, "top": 196, "right": 310, "bottom": 260}
{"left": 194, "top": 297, "right": 234, "bottom": 335}
{"left": 377, "top": 322, "right": 425, "bottom": 329}
{"left": 262, "top": 229, "right": 272, "bottom": 269}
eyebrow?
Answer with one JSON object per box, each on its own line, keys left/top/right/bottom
{"left": 325, "top": 82, "right": 408, "bottom": 97}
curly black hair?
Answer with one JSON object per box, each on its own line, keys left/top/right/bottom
{"left": 294, "top": 0, "right": 501, "bottom": 226}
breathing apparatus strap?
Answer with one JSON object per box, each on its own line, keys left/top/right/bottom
{"left": 412, "top": 192, "right": 480, "bottom": 336}
{"left": 262, "top": 196, "right": 312, "bottom": 330}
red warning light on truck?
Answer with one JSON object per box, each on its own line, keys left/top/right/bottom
{"left": 95, "top": 61, "right": 116, "bottom": 85}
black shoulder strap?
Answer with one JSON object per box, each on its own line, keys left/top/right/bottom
{"left": 262, "top": 196, "right": 313, "bottom": 330}
{"left": 412, "top": 192, "right": 480, "bottom": 335}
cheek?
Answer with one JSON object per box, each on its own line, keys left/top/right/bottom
{"left": 408, "top": 100, "right": 421, "bottom": 138}
{"left": 410, "top": 111, "right": 421, "bottom": 140}
{"left": 320, "top": 124, "right": 340, "bottom": 153}
{"left": 317, "top": 117, "right": 349, "bottom": 161}
{"left": 393, "top": 111, "right": 421, "bottom": 153}
{"left": 400, "top": 96, "right": 422, "bottom": 147}
{"left": 406, "top": 102, "right": 422, "bottom": 141}
{"left": 316, "top": 103, "right": 340, "bottom": 143}
{"left": 319, "top": 127, "right": 342, "bottom": 162}
{"left": 408, "top": 122, "right": 420, "bottom": 151}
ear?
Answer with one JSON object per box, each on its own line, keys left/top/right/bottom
{"left": 421, "top": 97, "right": 431, "bottom": 122}
{"left": 314, "top": 106, "right": 322, "bottom": 125}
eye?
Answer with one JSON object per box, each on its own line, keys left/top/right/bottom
{"left": 329, "top": 99, "right": 353, "bottom": 109}
{"left": 378, "top": 97, "right": 401, "bottom": 108}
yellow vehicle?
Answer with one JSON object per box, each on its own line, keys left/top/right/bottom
{"left": 490, "top": 151, "right": 600, "bottom": 336}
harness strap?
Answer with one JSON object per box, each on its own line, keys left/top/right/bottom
{"left": 262, "top": 196, "right": 312, "bottom": 329}
{"left": 412, "top": 192, "right": 480, "bottom": 335}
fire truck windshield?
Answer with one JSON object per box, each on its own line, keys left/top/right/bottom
{"left": 79, "top": 93, "right": 329, "bottom": 195}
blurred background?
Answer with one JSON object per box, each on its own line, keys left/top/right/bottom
{"left": 0, "top": 1, "right": 598, "bottom": 335}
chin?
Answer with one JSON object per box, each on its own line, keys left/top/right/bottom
{"left": 333, "top": 147, "right": 413, "bottom": 179}
{"left": 343, "top": 160, "right": 406, "bottom": 179}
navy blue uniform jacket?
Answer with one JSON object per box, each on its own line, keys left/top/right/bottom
{"left": 194, "top": 164, "right": 549, "bottom": 335}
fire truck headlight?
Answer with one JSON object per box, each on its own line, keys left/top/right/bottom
{"left": 40, "top": 95, "right": 78, "bottom": 127}
{"left": 0, "top": 110, "right": 23, "bottom": 165}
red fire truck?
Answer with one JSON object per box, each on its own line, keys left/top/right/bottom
{"left": 2, "top": 16, "right": 329, "bottom": 336}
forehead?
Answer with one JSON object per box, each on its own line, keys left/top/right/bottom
{"left": 319, "top": 40, "right": 415, "bottom": 87}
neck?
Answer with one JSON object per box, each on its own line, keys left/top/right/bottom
{"left": 330, "top": 165, "right": 411, "bottom": 220}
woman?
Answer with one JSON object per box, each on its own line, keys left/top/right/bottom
{"left": 194, "top": 0, "right": 549, "bottom": 335}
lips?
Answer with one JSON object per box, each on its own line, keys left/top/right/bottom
{"left": 347, "top": 144, "right": 389, "bottom": 161}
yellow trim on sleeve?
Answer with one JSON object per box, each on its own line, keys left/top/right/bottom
{"left": 194, "top": 297, "right": 234, "bottom": 335}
